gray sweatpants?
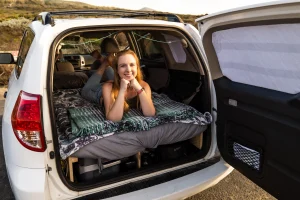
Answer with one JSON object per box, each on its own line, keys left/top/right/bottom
{"left": 81, "top": 66, "right": 114, "bottom": 104}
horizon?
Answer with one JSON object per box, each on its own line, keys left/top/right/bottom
{"left": 66, "top": 0, "right": 278, "bottom": 15}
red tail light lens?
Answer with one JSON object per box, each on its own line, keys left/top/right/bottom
{"left": 11, "top": 91, "right": 46, "bottom": 152}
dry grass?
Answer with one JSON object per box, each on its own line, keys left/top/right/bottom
{"left": 0, "top": 0, "right": 205, "bottom": 50}
{"left": 0, "top": 64, "right": 14, "bottom": 86}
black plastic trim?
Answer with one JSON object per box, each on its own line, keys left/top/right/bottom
{"left": 74, "top": 157, "right": 220, "bottom": 200}
{"left": 34, "top": 10, "right": 184, "bottom": 25}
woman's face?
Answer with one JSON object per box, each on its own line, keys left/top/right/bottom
{"left": 117, "top": 54, "right": 137, "bottom": 81}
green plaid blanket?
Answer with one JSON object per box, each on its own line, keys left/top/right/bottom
{"left": 68, "top": 92, "right": 212, "bottom": 137}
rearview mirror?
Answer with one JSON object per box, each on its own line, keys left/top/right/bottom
{"left": 0, "top": 53, "right": 15, "bottom": 64}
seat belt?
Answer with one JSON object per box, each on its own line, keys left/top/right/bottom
{"left": 183, "top": 81, "right": 202, "bottom": 105}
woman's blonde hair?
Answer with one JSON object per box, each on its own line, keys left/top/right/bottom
{"left": 111, "top": 50, "right": 143, "bottom": 112}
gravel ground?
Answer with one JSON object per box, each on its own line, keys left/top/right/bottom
{"left": 187, "top": 170, "right": 276, "bottom": 200}
{"left": 0, "top": 87, "right": 276, "bottom": 200}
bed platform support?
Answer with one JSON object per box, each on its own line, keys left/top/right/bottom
{"left": 68, "top": 156, "right": 78, "bottom": 182}
{"left": 136, "top": 152, "right": 142, "bottom": 169}
{"left": 190, "top": 132, "right": 203, "bottom": 149}
{"left": 67, "top": 152, "right": 143, "bottom": 182}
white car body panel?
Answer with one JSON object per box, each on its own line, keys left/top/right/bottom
{"left": 196, "top": 0, "right": 300, "bottom": 38}
{"left": 6, "top": 163, "right": 50, "bottom": 200}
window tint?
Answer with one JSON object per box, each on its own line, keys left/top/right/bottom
{"left": 162, "top": 33, "right": 186, "bottom": 64}
{"left": 16, "top": 29, "right": 34, "bottom": 78}
{"left": 136, "top": 32, "right": 163, "bottom": 59}
{"left": 61, "top": 35, "right": 100, "bottom": 55}
{"left": 212, "top": 24, "right": 300, "bottom": 94}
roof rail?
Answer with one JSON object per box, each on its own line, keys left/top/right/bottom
{"left": 33, "top": 10, "right": 184, "bottom": 26}
{"left": 123, "top": 13, "right": 183, "bottom": 23}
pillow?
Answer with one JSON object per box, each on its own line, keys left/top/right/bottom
{"left": 53, "top": 72, "right": 88, "bottom": 90}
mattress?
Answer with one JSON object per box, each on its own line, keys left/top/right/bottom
{"left": 53, "top": 89, "right": 211, "bottom": 160}
{"left": 72, "top": 122, "right": 206, "bottom": 160}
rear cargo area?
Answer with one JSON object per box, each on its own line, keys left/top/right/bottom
{"left": 49, "top": 27, "right": 213, "bottom": 188}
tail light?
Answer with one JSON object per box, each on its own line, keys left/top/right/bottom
{"left": 11, "top": 91, "right": 46, "bottom": 152}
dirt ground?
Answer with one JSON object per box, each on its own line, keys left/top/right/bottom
{"left": 187, "top": 170, "right": 276, "bottom": 200}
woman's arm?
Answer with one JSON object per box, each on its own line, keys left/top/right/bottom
{"left": 132, "top": 80, "right": 156, "bottom": 117}
{"left": 102, "top": 79, "right": 129, "bottom": 122}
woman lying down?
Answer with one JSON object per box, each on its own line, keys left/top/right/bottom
{"left": 64, "top": 49, "right": 212, "bottom": 159}
{"left": 102, "top": 50, "right": 156, "bottom": 122}
{"left": 81, "top": 49, "right": 155, "bottom": 121}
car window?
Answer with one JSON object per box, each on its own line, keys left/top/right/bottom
{"left": 212, "top": 24, "right": 300, "bottom": 94}
{"left": 135, "top": 31, "right": 163, "bottom": 60}
{"left": 162, "top": 33, "right": 186, "bottom": 64}
{"left": 16, "top": 29, "right": 35, "bottom": 78}
{"left": 60, "top": 35, "right": 100, "bottom": 55}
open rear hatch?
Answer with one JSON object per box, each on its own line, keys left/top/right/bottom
{"left": 198, "top": 1, "right": 300, "bottom": 199}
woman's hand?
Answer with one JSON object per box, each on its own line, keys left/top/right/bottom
{"left": 120, "top": 78, "right": 130, "bottom": 92}
{"left": 103, "top": 82, "right": 125, "bottom": 122}
{"left": 130, "top": 78, "right": 142, "bottom": 91}
{"left": 136, "top": 81, "right": 156, "bottom": 117}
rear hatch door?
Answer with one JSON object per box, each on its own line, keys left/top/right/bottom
{"left": 197, "top": 1, "right": 300, "bottom": 199}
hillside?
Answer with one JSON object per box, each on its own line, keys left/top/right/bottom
{"left": 0, "top": 0, "right": 205, "bottom": 51}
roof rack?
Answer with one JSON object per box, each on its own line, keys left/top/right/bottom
{"left": 33, "top": 10, "right": 184, "bottom": 26}
{"left": 123, "top": 13, "right": 184, "bottom": 23}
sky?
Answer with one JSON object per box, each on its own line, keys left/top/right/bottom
{"left": 66, "top": 0, "right": 279, "bottom": 15}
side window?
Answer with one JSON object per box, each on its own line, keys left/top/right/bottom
{"left": 162, "top": 33, "right": 186, "bottom": 64}
{"left": 212, "top": 24, "right": 300, "bottom": 94}
{"left": 15, "top": 29, "right": 35, "bottom": 78}
{"left": 136, "top": 32, "right": 163, "bottom": 59}
{"left": 115, "top": 32, "right": 129, "bottom": 51}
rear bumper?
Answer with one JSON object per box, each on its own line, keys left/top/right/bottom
{"left": 5, "top": 158, "right": 232, "bottom": 200}
{"left": 107, "top": 159, "right": 233, "bottom": 200}
{"left": 6, "top": 163, "right": 49, "bottom": 200}
{"left": 76, "top": 158, "right": 233, "bottom": 200}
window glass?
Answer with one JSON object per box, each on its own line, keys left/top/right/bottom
{"left": 162, "top": 33, "right": 186, "bottom": 63}
{"left": 16, "top": 29, "right": 34, "bottom": 78}
{"left": 212, "top": 24, "right": 300, "bottom": 94}
{"left": 136, "top": 31, "right": 163, "bottom": 59}
{"left": 60, "top": 35, "right": 100, "bottom": 55}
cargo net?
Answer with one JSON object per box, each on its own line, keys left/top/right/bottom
{"left": 228, "top": 141, "right": 261, "bottom": 171}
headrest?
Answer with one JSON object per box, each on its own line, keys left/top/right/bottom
{"left": 56, "top": 61, "right": 75, "bottom": 72}
{"left": 100, "top": 38, "right": 120, "bottom": 53}
{"left": 53, "top": 72, "right": 88, "bottom": 90}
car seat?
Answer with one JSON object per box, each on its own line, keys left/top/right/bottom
{"left": 100, "top": 38, "right": 120, "bottom": 54}
{"left": 152, "top": 33, "right": 202, "bottom": 102}
{"left": 55, "top": 61, "right": 75, "bottom": 72}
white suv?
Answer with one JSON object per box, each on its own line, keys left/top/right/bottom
{"left": 1, "top": 1, "right": 300, "bottom": 199}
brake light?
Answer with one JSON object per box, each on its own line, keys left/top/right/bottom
{"left": 11, "top": 91, "right": 46, "bottom": 152}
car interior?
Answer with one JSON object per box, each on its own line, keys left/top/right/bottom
{"left": 50, "top": 27, "right": 214, "bottom": 189}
